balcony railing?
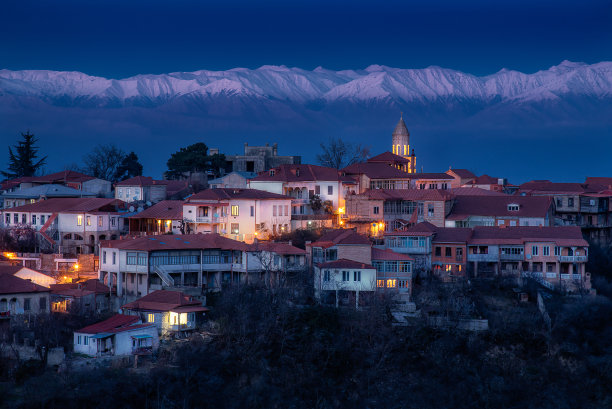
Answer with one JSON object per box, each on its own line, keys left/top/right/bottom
{"left": 560, "top": 274, "right": 571, "bottom": 280}
{"left": 558, "top": 256, "right": 587, "bottom": 262}
{"left": 499, "top": 253, "right": 524, "bottom": 261}
{"left": 572, "top": 274, "right": 581, "bottom": 280}
{"left": 169, "top": 322, "right": 195, "bottom": 331}
{"left": 467, "top": 254, "right": 498, "bottom": 262}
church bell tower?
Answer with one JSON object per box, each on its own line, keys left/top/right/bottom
{"left": 392, "top": 113, "right": 416, "bottom": 173}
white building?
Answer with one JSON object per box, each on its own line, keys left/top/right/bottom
{"left": 248, "top": 164, "right": 358, "bottom": 230}
{"left": 313, "top": 259, "right": 377, "bottom": 308}
{"left": 74, "top": 314, "right": 158, "bottom": 357}
{"left": 115, "top": 176, "right": 167, "bottom": 204}
{"left": 99, "top": 233, "right": 306, "bottom": 298}
{"left": 0, "top": 198, "right": 128, "bottom": 254}
{"left": 183, "top": 188, "right": 292, "bottom": 242}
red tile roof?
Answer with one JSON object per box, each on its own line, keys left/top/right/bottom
{"left": 318, "top": 258, "right": 375, "bottom": 269}
{"left": 450, "top": 187, "right": 507, "bottom": 196}
{"left": 251, "top": 242, "right": 306, "bottom": 255}
{"left": 312, "top": 229, "right": 371, "bottom": 246}
{"left": 128, "top": 200, "right": 184, "bottom": 220}
{"left": 77, "top": 314, "right": 153, "bottom": 334}
{"left": 470, "top": 226, "right": 588, "bottom": 246}
{"left": 408, "top": 173, "right": 454, "bottom": 181}
{"left": 31, "top": 170, "right": 97, "bottom": 184}
{"left": 50, "top": 279, "right": 109, "bottom": 296}
{"left": 101, "top": 233, "right": 251, "bottom": 251}
{"left": 4, "top": 198, "right": 125, "bottom": 214}
{"left": 432, "top": 228, "right": 473, "bottom": 243}
{"left": 384, "top": 221, "right": 437, "bottom": 236}
{"left": 122, "top": 290, "right": 208, "bottom": 313}
{"left": 342, "top": 162, "right": 413, "bottom": 179}
{"left": 371, "top": 248, "right": 414, "bottom": 261}
{"left": 0, "top": 274, "right": 50, "bottom": 295}
{"left": 188, "top": 188, "right": 290, "bottom": 202}
{"left": 367, "top": 151, "right": 410, "bottom": 164}
{"left": 358, "top": 188, "right": 454, "bottom": 201}
{"left": 115, "top": 176, "right": 157, "bottom": 186}
{"left": 446, "top": 169, "right": 476, "bottom": 179}
{"left": 0, "top": 265, "right": 24, "bottom": 275}
{"left": 447, "top": 195, "right": 552, "bottom": 220}
{"left": 469, "top": 174, "right": 502, "bottom": 185}
{"left": 518, "top": 181, "right": 604, "bottom": 194}
{"left": 585, "top": 177, "right": 612, "bottom": 188}
{"left": 250, "top": 164, "right": 356, "bottom": 183}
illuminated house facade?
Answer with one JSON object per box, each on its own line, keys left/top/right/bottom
{"left": 0, "top": 198, "right": 128, "bottom": 254}
{"left": 183, "top": 188, "right": 293, "bottom": 242}
{"left": 121, "top": 290, "right": 208, "bottom": 337}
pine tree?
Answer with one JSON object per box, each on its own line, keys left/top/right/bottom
{"left": 114, "top": 151, "right": 143, "bottom": 181}
{"left": 2, "top": 131, "right": 47, "bottom": 179}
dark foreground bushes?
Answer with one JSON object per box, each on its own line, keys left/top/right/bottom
{"left": 4, "top": 286, "right": 612, "bottom": 409}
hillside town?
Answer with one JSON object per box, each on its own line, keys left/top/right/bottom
{"left": 1, "top": 118, "right": 612, "bottom": 406}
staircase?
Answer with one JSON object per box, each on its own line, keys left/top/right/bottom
{"left": 152, "top": 265, "right": 175, "bottom": 287}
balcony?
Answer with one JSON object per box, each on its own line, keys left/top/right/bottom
{"left": 499, "top": 253, "right": 524, "bottom": 261}
{"left": 168, "top": 322, "right": 196, "bottom": 331}
{"left": 572, "top": 274, "right": 581, "bottom": 280}
{"left": 559, "top": 256, "right": 587, "bottom": 262}
{"left": 467, "top": 254, "right": 498, "bottom": 262}
{"left": 561, "top": 274, "right": 571, "bottom": 280}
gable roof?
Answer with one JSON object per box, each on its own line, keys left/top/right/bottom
{"left": 188, "top": 188, "right": 290, "bottom": 202}
{"left": 318, "top": 258, "right": 375, "bottom": 269}
{"left": 3, "top": 198, "right": 125, "bottom": 214}
{"left": 518, "top": 181, "right": 605, "bottom": 194}
{"left": 342, "top": 162, "right": 412, "bottom": 179}
{"left": 384, "top": 221, "right": 438, "bottom": 236}
{"left": 250, "top": 164, "right": 355, "bottom": 183}
{"left": 77, "top": 314, "right": 153, "bottom": 334}
{"left": 432, "top": 227, "right": 473, "bottom": 243}
{"left": 115, "top": 176, "right": 158, "bottom": 187}
{"left": 1, "top": 184, "right": 97, "bottom": 199}
{"left": 367, "top": 152, "right": 410, "bottom": 164}
{"left": 0, "top": 274, "right": 50, "bottom": 295}
{"left": 469, "top": 174, "right": 502, "bottom": 185}
{"left": 447, "top": 195, "right": 552, "bottom": 220}
{"left": 50, "top": 279, "right": 109, "bottom": 296}
{"left": 31, "top": 170, "right": 98, "bottom": 184}
{"left": 470, "top": 226, "right": 588, "bottom": 246}
{"left": 122, "top": 290, "right": 208, "bottom": 313}
{"left": 101, "top": 233, "right": 251, "bottom": 251}
{"left": 357, "top": 188, "right": 454, "bottom": 201}
{"left": 312, "top": 229, "right": 371, "bottom": 247}
{"left": 371, "top": 248, "right": 414, "bottom": 261}
{"left": 128, "top": 200, "right": 184, "bottom": 220}
{"left": 250, "top": 242, "right": 306, "bottom": 255}
{"left": 446, "top": 169, "right": 476, "bottom": 179}
{"left": 450, "top": 187, "right": 507, "bottom": 196}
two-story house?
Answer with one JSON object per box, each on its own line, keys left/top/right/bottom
{"left": 183, "top": 188, "right": 292, "bottom": 242}
{"left": 445, "top": 195, "right": 554, "bottom": 228}
{"left": 249, "top": 164, "right": 358, "bottom": 230}
{"left": 1, "top": 198, "right": 128, "bottom": 254}
{"left": 345, "top": 189, "right": 455, "bottom": 235}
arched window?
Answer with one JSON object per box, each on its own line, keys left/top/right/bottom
{"left": 63, "top": 234, "right": 73, "bottom": 240}
{"left": 73, "top": 234, "right": 84, "bottom": 241}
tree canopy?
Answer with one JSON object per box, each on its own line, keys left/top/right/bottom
{"left": 114, "top": 151, "right": 143, "bottom": 181}
{"left": 2, "top": 131, "right": 47, "bottom": 179}
{"left": 82, "top": 144, "right": 126, "bottom": 183}
{"left": 316, "top": 137, "right": 370, "bottom": 169}
{"left": 165, "top": 142, "right": 226, "bottom": 179}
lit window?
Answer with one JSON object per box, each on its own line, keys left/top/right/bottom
{"left": 86, "top": 216, "right": 91, "bottom": 226}
{"left": 386, "top": 279, "right": 396, "bottom": 288}
{"left": 148, "top": 313, "right": 155, "bottom": 323}
{"left": 231, "top": 205, "right": 239, "bottom": 216}
{"left": 377, "top": 279, "right": 385, "bottom": 288}
{"left": 77, "top": 215, "right": 83, "bottom": 226}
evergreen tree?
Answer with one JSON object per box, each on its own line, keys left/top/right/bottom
{"left": 114, "top": 151, "right": 143, "bottom": 181}
{"left": 2, "top": 131, "right": 47, "bottom": 179}
{"left": 165, "top": 142, "right": 226, "bottom": 180}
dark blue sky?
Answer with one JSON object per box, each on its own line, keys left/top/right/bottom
{"left": 2, "top": 0, "right": 611, "bottom": 78}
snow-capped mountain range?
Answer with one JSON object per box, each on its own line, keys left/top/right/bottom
{"left": 1, "top": 60, "right": 611, "bottom": 105}
{"left": 1, "top": 61, "right": 611, "bottom": 182}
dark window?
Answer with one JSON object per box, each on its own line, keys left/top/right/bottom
{"left": 435, "top": 247, "right": 441, "bottom": 256}
{"left": 40, "top": 297, "right": 46, "bottom": 311}
{"left": 24, "top": 298, "right": 31, "bottom": 311}
{"left": 373, "top": 206, "right": 379, "bottom": 214}
{"left": 568, "top": 198, "right": 574, "bottom": 207}
{"left": 328, "top": 185, "right": 333, "bottom": 195}
{"left": 445, "top": 247, "right": 452, "bottom": 257}
{"left": 315, "top": 185, "right": 321, "bottom": 195}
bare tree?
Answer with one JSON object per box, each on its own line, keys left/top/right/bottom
{"left": 82, "top": 144, "right": 126, "bottom": 183}
{"left": 316, "top": 137, "right": 370, "bottom": 169}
